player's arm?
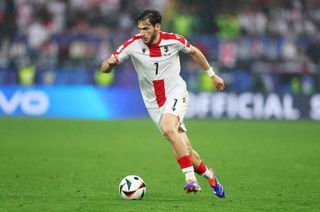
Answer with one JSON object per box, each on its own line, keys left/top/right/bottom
{"left": 188, "top": 46, "right": 225, "bottom": 91}
{"left": 100, "top": 54, "right": 119, "bottom": 73}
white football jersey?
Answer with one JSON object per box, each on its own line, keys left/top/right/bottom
{"left": 113, "top": 31, "right": 192, "bottom": 108}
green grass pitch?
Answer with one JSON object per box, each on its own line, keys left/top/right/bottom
{"left": 0, "top": 117, "right": 319, "bottom": 211}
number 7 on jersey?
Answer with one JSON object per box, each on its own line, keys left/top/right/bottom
{"left": 154, "top": 62, "right": 159, "bottom": 75}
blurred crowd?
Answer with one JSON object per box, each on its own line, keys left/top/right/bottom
{"left": 0, "top": 0, "right": 320, "bottom": 94}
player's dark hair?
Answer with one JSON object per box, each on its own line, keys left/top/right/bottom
{"left": 136, "top": 9, "right": 162, "bottom": 26}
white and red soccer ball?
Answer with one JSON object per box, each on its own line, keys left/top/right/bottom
{"left": 119, "top": 175, "right": 146, "bottom": 200}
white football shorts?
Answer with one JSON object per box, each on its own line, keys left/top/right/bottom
{"left": 147, "top": 93, "right": 189, "bottom": 134}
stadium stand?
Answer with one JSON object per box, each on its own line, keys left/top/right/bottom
{"left": 0, "top": 0, "right": 319, "bottom": 94}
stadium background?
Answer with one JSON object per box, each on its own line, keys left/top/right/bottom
{"left": 1, "top": 1, "right": 320, "bottom": 211}
{"left": 1, "top": 0, "right": 320, "bottom": 120}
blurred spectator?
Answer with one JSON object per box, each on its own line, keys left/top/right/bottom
{"left": 216, "top": 13, "right": 240, "bottom": 40}
{"left": 282, "top": 36, "right": 298, "bottom": 61}
{"left": 27, "top": 17, "right": 51, "bottom": 62}
{"left": 18, "top": 64, "right": 36, "bottom": 86}
{"left": 219, "top": 40, "right": 237, "bottom": 68}
{"left": 236, "top": 36, "right": 253, "bottom": 63}
{"left": 238, "top": 6, "right": 267, "bottom": 36}
{"left": 47, "top": 0, "right": 67, "bottom": 34}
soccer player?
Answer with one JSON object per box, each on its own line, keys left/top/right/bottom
{"left": 101, "top": 9, "right": 225, "bottom": 198}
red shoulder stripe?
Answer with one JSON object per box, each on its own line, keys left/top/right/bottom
{"left": 160, "top": 32, "right": 187, "bottom": 45}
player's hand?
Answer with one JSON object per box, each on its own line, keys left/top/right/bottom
{"left": 211, "top": 75, "right": 225, "bottom": 91}
{"left": 107, "top": 54, "right": 119, "bottom": 66}
{"left": 101, "top": 54, "right": 119, "bottom": 73}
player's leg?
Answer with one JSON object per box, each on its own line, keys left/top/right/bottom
{"left": 178, "top": 131, "right": 201, "bottom": 167}
{"left": 161, "top": 113, "right": 200, "bottom": 193}
{"left": 178, "top": 131, "right": 225, "bottom": 198}
{"left": 177, "top": 131, "right": 213, "bottom": 179}
{"left": 162, "top": 113, "right": 189, "bottom": 157}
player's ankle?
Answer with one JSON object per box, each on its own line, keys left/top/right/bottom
{"left": 185, "top": 170, "right": 197, "bottom": 182}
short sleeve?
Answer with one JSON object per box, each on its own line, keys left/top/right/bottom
{"left": 112, "top": 35, "right": 142, "bottom": 63}
{"left": 175, "top": 34, "right": 192, "bottom": 54}
{"left": 112, "top": 44, "right": 129, "bottom": 63}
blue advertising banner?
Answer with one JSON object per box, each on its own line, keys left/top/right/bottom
{"left": 0, "top": 85, "right": 319, "bottom": 120}
{"left": 0, "top": 86, "right": 147, "bottom": 119}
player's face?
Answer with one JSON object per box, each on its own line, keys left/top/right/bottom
{"left": 137, "top": 20, "right": 160, "bottom": 45}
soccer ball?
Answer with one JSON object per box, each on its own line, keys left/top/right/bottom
{"left": 119, "top": 175, "right": 146, "bottom": 200}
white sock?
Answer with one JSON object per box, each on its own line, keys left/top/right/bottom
{"left": 182, "top": 167, "right": 197, "bottom": 182}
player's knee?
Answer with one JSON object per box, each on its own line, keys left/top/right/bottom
{"left": 162, "top": 125, "right": 176, "bottom": 140}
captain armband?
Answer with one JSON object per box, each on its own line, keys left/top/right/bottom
{"left": 206, "top": 67, "right": 216, "bottom": 77}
